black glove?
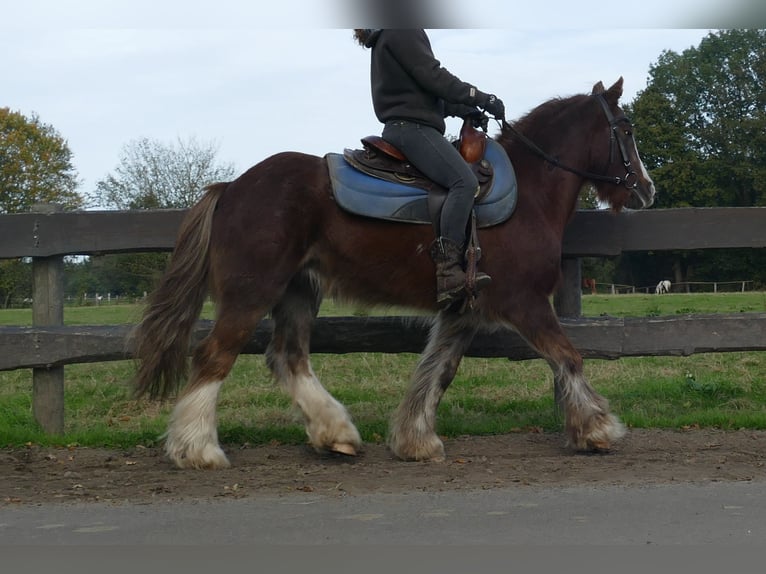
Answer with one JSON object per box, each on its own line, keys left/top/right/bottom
{"left": 466, "top": 110, "right": 489, "bottom": 131}
{"left": 482, "top": 94, "right": 505, "bottom": 120}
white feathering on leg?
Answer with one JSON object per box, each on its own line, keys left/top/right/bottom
{"left": 165, "top": 381, "right": 230, "bottom": 469}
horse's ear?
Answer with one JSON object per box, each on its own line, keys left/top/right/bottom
{"left": 591, "top": 81, "right": 606, "bottom": 95}
{"left": 605, "top": 77, "right": 624, "bottom": 102}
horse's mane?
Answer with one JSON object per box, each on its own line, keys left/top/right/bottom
{"left": 496, "top": 93, "right": 589, "bottom": 148}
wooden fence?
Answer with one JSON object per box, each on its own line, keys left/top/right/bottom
{"left": 592, "top": 280, "right": 754, "bottom": 295}
{"left": 2, "top": 205, "right": 766, "bottom": 433}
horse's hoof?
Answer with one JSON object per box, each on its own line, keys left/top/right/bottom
{"left": 588, "top": 439, "right": 612, "bottom": 452}
{"left": 331, "top": 442, "right": 358, "bottom": 456}
{"left": 580, "top": 441, "right": 612, "bottom": 455}
{"left": 389, "top": 437, "right": 446, "bottom": 462}
{"left": 398, "top": 452, "right": 446, "bottom": 463}
{"left": 567, "top": 412, "right": 626, "bottom": 453}
{"left": 167, "top": 443, "right": 231, "bottom": 470}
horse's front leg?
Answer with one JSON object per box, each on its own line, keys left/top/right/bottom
{"left": 389, "top": 312, "right": 479, "bottom": 461}
{"left": 511, "top": 298, "right": 625, "bottom": 451}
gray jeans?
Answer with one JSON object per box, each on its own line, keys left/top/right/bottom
{"left": 382, "top": 120, "right": 477, "bottom": 247}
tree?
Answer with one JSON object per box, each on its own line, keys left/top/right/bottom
{"left": 0, "top": 109, "right": 82, "bottom": 306}
{"left": 0, "top": 259, "right": 31, "bottom": 308}
{"left": 89, "top": 136, "right": 237, "bottom": 209}
{"left": 0, "top": 108, "right": 82, "bottom": 213}
{"left": 628, "top": 29, "right": 766, "bottom": 209}
{"left": 620, "top": 29, "right": 766, "bottom": 288}
{"left": 86, "top": 136, "right": 238, "bottom": 298}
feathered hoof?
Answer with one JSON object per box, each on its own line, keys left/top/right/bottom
{"left": 306, "top": 414, "right": 363, "bottom": 458}
{"left": 389, "top": 431, "right": 446, "bottom": 462}
{"left": 166, "top": 442, "right": 231, "bottom": 470}
{"left": 330, "top": 442, "right": 358, "bottom": 456}
{"left": 567, "top": 413, "right": 626, "bottom": 453}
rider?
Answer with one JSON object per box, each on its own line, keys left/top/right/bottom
{"left": 353, "top": 29, "right": 505, "bottom": 308}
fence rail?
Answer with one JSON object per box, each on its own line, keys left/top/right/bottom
{"left": 2, "top": 206, "right": 766, "bottom": 259}
{"left": 590, "top": 280, "right": 755, "bottom": 295}
{"left": 2, "top": 314, "right": 765, "bottom": 373}
{"left": 2, "top": 206, "right": 766, "bottom": 433}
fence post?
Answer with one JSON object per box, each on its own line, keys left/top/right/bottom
{"left": 31, "top": 204, "right": 65, "bottom": 434}
{"left": 554, "top": 257, "right": 582, "bottom": 318}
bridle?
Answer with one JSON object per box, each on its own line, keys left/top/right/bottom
{"left": 500, "top": 94, "right": 639, "bottom": 191}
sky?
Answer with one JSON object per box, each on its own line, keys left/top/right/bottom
{"left": 2, "top": 1, "right": 764, "bottom": 204}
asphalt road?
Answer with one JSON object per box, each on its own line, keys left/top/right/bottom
{"left": 1, "top": 480, "right": 764, "bottom": 546}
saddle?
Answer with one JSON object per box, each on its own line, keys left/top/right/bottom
{"left": 343, "top": 119, "right": 495, "bottom": 203}
{"left": 326, "top": 121, "right": 517, "bottom": 230}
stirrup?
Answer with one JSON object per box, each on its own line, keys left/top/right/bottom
{"left": 436, "top": 284, "right": 467, "bottom": 308}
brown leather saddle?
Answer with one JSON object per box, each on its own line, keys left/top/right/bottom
{"left": 342, "top": 118, "right": 494, "bottom": 203}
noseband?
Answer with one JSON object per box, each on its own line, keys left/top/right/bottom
{"left": 502, "top": 94, "right": 639, "bottom": 190}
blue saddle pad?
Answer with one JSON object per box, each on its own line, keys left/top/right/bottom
{"left": 326, "top": 138, "right": 518, "bottom": 228}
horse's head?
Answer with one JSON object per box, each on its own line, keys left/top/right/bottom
{"left": 589, "top": 78, "right": 656, "bottom": 211}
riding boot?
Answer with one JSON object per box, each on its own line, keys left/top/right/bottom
{"left": 429, "top": 237, "right": 492, "bottom": 307}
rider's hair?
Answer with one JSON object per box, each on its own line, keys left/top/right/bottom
{"left": 353, "top": 29, "right": 372, "bottom": 47}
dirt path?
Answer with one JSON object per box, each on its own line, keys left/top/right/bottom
{"left": 3, "top": 429, "right": 766, "bottom": 506}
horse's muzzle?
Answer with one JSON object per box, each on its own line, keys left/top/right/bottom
{"left": 627, "top": 181, "right": 655, "bottom": 209}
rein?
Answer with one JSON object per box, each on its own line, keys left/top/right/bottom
{"left": 500, "top": 94, "right": 638, "bottom": 190}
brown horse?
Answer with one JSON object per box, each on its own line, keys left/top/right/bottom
{"left": 131, "top": 78, "right": 655, "bottom": 469}
{"left": 583, "top": 278, "right": 598, "bottom": 295}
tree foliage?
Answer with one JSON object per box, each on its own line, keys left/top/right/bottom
{"left": 62, "top": 254, "right": 169, "bottom": 301}
{"left": 613, "top": 29, "right": 766, "bottom": 289}
{"left": 0, "top": 109, "right": 82, "bottom": 306}
{"left": 0, "top": 260, "right": 31, "bottom": 308}
{"left": 82, "top": 136, "right": 237, "bottom": 298}
{"left": 89, "top": 136, "right": 237, "bottom": 209}
{"left": 0, "top": 108, "right": 82, "bottom": 214}
{"left": 627, "top": 29, "right": 766, "bottom": 209}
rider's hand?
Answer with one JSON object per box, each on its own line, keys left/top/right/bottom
{"left": 482, "top": 94, "right": 505, "bottom": 120}
{"left": 466, "top": 110, "right": 489, "bottom": 131}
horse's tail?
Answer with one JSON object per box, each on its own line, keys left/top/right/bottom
{"left": 130, "top": 182, "right": 227, "bottom": 400}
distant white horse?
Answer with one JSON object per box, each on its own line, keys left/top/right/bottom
{"left": 655, "top": 280, "right": 671, "bottom": 294}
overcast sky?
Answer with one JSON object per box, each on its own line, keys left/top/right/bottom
{"left": 2, "top": 1, "right": 763, "bottom": 204}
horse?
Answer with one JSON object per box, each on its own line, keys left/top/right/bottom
{"left": 130, "top": 77, "right": 656, "bottom": 469}
{"left": 655, "top": 280, "right": 671, "bottom": 294}
{"left": 582, "top": 278, "right": 597, "bottom": 295}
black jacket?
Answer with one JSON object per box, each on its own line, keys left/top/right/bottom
{"left": 365, "top": 29, "right": 488, "bottom": 134}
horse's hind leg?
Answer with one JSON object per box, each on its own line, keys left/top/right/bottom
{"left": 511, "top": 297, "right": 625, "bottom": 451}
{"left": 389, "top": 312, "right": 479, "bottom": 461}
{"left": 165, "top": 303, "right": 269, "bottom": 469}
{"left": 266, "top": 269, "right": 362, "bottom": 456}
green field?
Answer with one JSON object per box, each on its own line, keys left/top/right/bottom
{"left": 1, "top": 292, "right": 765, "bottom": 448}
{"left": 583, "top": 291, "right": 766, "bottom": 317}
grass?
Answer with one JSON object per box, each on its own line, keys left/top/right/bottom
{"left": 583, "top": 291, "right": 766, "bottom": 317}
{"left": 1, "top": 292, "right": 765, "bottom": 448}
